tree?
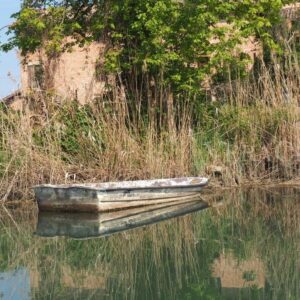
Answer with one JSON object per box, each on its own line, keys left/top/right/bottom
{"left": 1, "top": 0, "right": 296, "bottom": 97}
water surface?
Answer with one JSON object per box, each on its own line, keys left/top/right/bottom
{"left": 0, "top": 187, "right": 299, "bottom": 299}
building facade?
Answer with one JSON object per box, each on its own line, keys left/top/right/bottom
{"left": 20, "top": 41, "right": 107, "bottom": 105}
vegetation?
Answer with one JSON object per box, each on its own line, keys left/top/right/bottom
{"left": 1, "top": 48, "right": 300, "bottom": 200}
{"left": 0, "top": 1, "right": 300, "bottom": 201}
{"left": 1, "top": 0, "right": 296, "bottom": 95}
{"left": 1, "top": 4, "right": 300, "bottom": 299}
{"left": 0, "top": 54, "right": 299, "bottom": 200}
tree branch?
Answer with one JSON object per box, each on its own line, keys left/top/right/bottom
{"left": 0, "top": 25, "right": 9, "bottom": 32}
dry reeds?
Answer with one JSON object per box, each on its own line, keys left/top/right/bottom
{"left": 0, "top": 87, "right": 194, "bottom": 201}
{"left": 195, "top": 47, "right": 300, "bottom": 185}
{"left": 1, "top": 41, "right": 300, "bottom": 201}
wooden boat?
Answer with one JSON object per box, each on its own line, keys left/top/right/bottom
{"left": 36, "top": 199, "right": 209, "bottom": 239}
{"left": 33, "top": 177, "right": 208, "bottom": 212}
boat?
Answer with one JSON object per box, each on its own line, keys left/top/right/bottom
{"left": 36, "top": 199, "right": 210, "bottom": 239}
{"left": 33, "top": 176, "right": 208, "bottom": 212}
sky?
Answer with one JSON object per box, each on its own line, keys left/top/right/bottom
{"left": 0, "top": 0, "right": 21, "bottom": 98}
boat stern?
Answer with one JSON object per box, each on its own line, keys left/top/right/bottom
{"left": 34, "top": 185, "right": 101, "bottom": 213}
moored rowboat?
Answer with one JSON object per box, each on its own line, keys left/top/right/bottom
{"left": 34, "top": 176, "right": 208, "bottom": 212}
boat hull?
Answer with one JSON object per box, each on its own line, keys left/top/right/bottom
{"left": 34, "top": 177, "right": 208, "bottom": 212}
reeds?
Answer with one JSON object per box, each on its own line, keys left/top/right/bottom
{"left": 194, "top": 47, "right": 300, "bottom": 185}
{"left": 0, "top": 89, "right": 194, "bottom": 200}
{"left": 1, "top": 40, "right": 300, "bottom": 201}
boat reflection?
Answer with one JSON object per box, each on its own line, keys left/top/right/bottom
{"left": 36, "top": 199, "right": 209, "bottom": 239}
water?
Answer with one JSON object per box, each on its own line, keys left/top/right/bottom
{"left": 0, "top": 187, "right": 299, "bottom": 300}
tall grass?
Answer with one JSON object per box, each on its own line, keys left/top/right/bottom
{"left": 0, "top": 89, "right": 193, "bottom": 200}
{"left": 194, "top": 50, "right": 300, "bottom": 185}
{"left": 1, "top": 45, "right": 300, "bottom": 200}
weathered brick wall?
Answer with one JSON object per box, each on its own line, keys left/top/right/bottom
{"left": 21, "top": 41, "right": 106, "bottom": 105}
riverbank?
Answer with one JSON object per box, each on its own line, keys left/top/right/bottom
{"left": 1, "top": 57, "right": 300, "bottom": 201}
{"left": 0, "top": 100, "right": 299, "bottom": 201}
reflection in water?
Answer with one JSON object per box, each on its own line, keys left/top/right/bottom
{"left": 36, "top": 200, "right": 209, "bottom": 239}
{"left": 0, "top": 268, "right": 30, "bottom": 300}
{"left": 61, "top": 265, "right": 106, "bottom": 290}
{"left": 0, "top": 187, "right": 300, "bottom": 299}
{"left": 212, "top": 252, "right": 265, "bottom": 298}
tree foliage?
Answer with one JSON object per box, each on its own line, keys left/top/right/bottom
{"left": 1, "top": 0, "right": 296, "bottom": 94}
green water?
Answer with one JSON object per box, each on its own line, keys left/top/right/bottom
{"left": 0, "top": 187, "right": 300, "bottom": 300}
